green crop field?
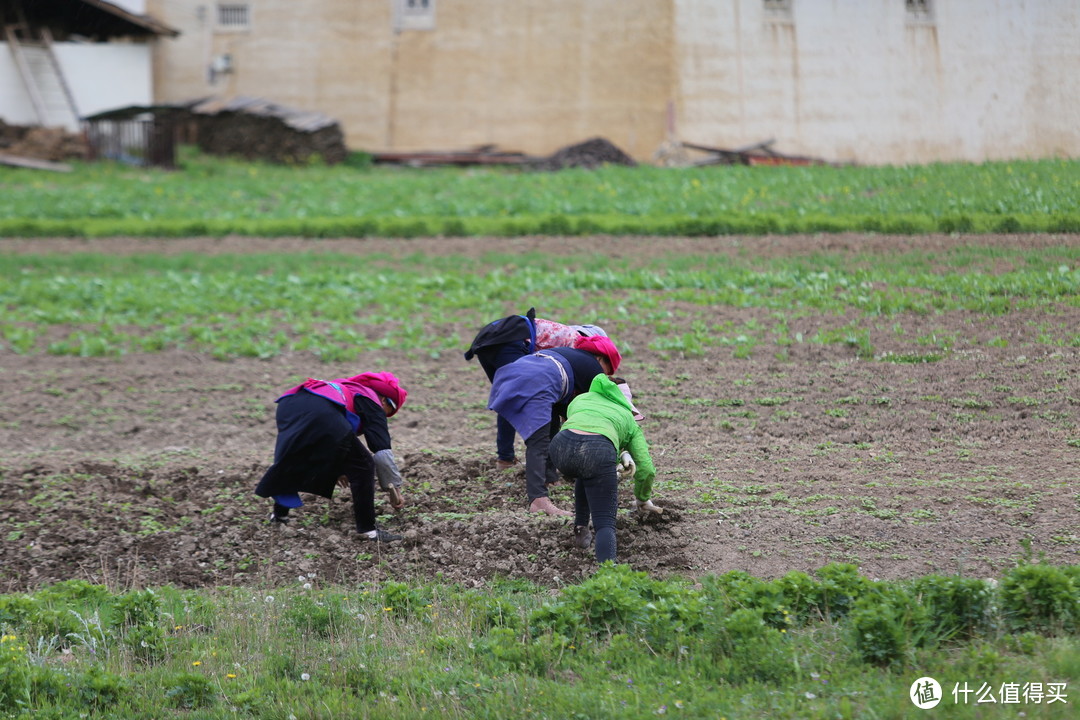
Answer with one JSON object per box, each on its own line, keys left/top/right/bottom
{"left": 2, "top": 244, "right": 1077, "bottom": 360}
{"left": 1, "top": 154, "right": 1078, "bottom": 719}
{"left": 1, "top": 149, "right": 1078, "bottom": 237}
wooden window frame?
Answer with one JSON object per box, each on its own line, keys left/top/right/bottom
{"left": 763, "top": 0, "right": 793, "bottom": 23}
{"left": 215, "top": 3, "right": 251, "bottom": 33}
{"left": 905, "top": 0, "right": 935, "bottom": 24}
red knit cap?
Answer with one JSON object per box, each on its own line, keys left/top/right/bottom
{"left": 574, "top": 335, "right": 621, "bottom": 374}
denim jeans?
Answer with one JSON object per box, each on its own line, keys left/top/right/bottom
{"left": 548, "top": 431, "right": 619, "bottom": 562}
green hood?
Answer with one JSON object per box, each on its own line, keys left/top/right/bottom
{"left": 588, "top": 373, "right": 635, "bottom": 414}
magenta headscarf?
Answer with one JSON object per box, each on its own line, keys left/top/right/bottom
{"left": 573, "top": 335, "right": 622, "bottom": 374}
{"left": 348, "top": 372, "right": 408, "bottom": 416}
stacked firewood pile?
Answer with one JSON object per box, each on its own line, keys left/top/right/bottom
{"left": 186, "top": 96, "right": 348, "bottom": 165}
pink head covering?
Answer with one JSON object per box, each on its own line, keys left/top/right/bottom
{"left": 349, "top": 372, "right": 408, "bottom": 416}
{"left": 616, "top": 380, "right": 644, "bottom": 421}
{"left": 574, "top": 335, "right": 621, "bottom": 374}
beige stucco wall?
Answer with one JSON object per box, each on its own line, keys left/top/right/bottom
{"left": 149, "top": 0, "right": 674, "bottom": 160}
{"left": 148, "top": 0, "right": 1078, "bottom": 164}
{"left": 674, "top": 0, "right": 1080, "bottom": 164}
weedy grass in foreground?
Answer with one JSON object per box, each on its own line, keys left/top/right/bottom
{"left": 0, "top": 562, "right": 1076, "bottom": 718}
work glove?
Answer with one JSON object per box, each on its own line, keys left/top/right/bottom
{"left": 618, "top": 451, "right": 636, "bottom": 478}
{"left": 633, "top": 498, "right": 664, "bottom": 515}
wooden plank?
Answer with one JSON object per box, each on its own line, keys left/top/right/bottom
{"left": 681, "top": 138, "right": 832, "bottom": 167}
{"left": 682, "top": 138, "right": 776, "bottom": 157}
{"left": 371, "top": 149, "right": 530, "bottom": 166}
{"left": 0, "top": 153, "right": 73, "bottom": 172}
{"left": 746, "top": 154, "right": 819, "bottom": 167}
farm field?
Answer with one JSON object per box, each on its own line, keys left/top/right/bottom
{"left": 2, "top": 232, "right": 1077, "bottom": 594}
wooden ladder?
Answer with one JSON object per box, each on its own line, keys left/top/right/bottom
{"left": 3, "top": 19, "right": 80, "bottom": 128}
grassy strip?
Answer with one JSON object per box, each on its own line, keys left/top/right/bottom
{"left": 1, "top": 152, "right": 1078, "bottom": 237}
{"left": 1, "top": 562, "right": 1076, "bottom": 719}
{"left": 2, "top": 212, "right": 1079, "bottom": 238}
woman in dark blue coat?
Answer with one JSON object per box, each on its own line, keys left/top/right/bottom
{"left": 488, "top": 336, "right": 622, "bottom": 516}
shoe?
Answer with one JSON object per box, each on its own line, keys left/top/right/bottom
{"left": 495, "top": 458, "right": 518, "bottom": 471}
{"left": 528, "top": 497, "right": 573, "bottom": 517}
{"left": 268, "top": 512, "right": 290, "bottom": 525}
{"left": 386, "top": 486, "right": 405, "bottom": 510}
{"left": 360, "top": 529, "right": 402, "bottom": 542}
{"left": 574, "top": 525, "right": 593, "bottom": 549}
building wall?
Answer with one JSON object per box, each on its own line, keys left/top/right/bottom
{"left": 0, "top": 48, "right": 35, "bottom": 125}
{"left": 57, "top": 44, "right": 154, "bottom": 118}
{"left": 674, "top": 0, "right": 1080, "bottom": 164}
{"left": 0, "top": 43, "right": 152, "bottom": 129}
{"left": 110, "top": 0, "right": 147, "bottom": 12}
{"left": 148, "top": 0, "right": 1079, "bottom": 164}
{"left": 149, "top": 0, "right": 674, "bottom": 159}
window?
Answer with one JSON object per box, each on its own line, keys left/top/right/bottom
{"left": 905, "top": 0, "right": 934, "bottom": 23}
{"left": 216, "top": 3, "right": 251, "bottom": 31}
{"left": 395, "top": 0, "right": 436, "bottom": 32}
{"left": 763, "top": 0, "right": 793, "bottom": 22}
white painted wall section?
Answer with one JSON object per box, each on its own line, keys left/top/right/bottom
{"left": 55, "top": 44, "right": 154, "bottom": 118}
{"left": 0, "top": 49, "right": 37, "bottom": 125}
{"left": 106, "top": 0, "right": 147, "bottom": 14}
{"left": 0, "top": 43, "right": 152, "bottom": 129}
{"left": 674, "top": 0, "right": 1080, "bottom": 164}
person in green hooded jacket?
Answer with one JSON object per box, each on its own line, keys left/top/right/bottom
{"left": 548, "top": 373, "right": 658, "bottom": 563}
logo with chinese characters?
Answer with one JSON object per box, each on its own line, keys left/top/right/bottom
{"left": 953, "top": 681, "right": 1068, "bottom": 705}
{"left": 911, "top": 677, "right": 943, "bottom": 709}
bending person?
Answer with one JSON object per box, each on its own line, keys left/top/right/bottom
{"left": 465, "top": 308, "right": 609, "bottom": 471}
{"left": 548, "top": 373, "right": 658, "bottom": 563}
{"left": 488, "top": 336, "right": 622, "bottom": 516}
{"left": 255, "top": 371, "right": 408, "bottom": 542}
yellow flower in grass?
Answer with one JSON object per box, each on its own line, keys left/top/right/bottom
{"left": 192, "top": 661, "right": 202, "bottom": 667}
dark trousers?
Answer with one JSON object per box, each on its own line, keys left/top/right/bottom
{"left": 341, "top": 436, "right": 378, "bottom": 533}
{"left": 274, "top": 435, "right": 378, "bottom": 533}
{"left": 478, "top": 341, "right": 530, "bottom": 462}
{"left": 548, "top": 431, "right": 619, "bottom": 562}
{"left": 523, "top": 422, "right": 562, "bottom": 501}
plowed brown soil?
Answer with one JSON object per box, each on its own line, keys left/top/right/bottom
{"left": 1, "top": 234, "right": 1077, "bottom": 593}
